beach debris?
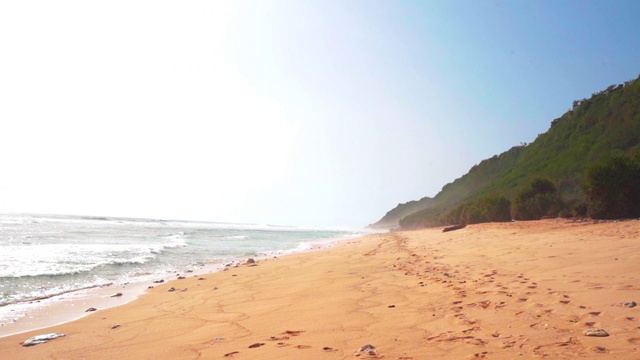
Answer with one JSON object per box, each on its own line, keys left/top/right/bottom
{"left": 248, "top": 342, "right": 265, "bottom": 348}
{"left": 85, "top": 307, "right": 97, "bottom": 312}
{"left": 177, "top": 276, "right": 186, "bottom": 279}
{"left": 613, "top": 301, "right": 637, "bottom": 308}
{"left": 153, "top": 279, "right": 164, "bottom": 283}
{"left": 355, "top": 344, "right": 377, "bottom": 356}
{"left": 111, "top": 324, "right": 121, "bottom": 329}
{"left": 22, "top": 333, "right": 65, "bottom": 347}
{"left": 245, "top": 258, "right": 256, "bottom": 264}
{"left": 224, "top": 351, "right": 239, "bottom": 357}
{"left": 198, "top": 277, "right": 206, "bottom": 280}
{"left": 110, "top": 292, "right": 123, "bottom": 297}
{"left": 443, "top": 224, "right": 466, "bottom": 232}
{"left": 167, "top": 287, "right": 176, "bottom": 292}
{"left": 584, "top": 329, "right": 609, "bottom": 337}
{"left": 388, "top": 304, "right": 396, "bottom": 308}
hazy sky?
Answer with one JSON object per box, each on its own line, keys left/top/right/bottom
{"left": 1, "top": 1, "right": 639, "bottom": 228}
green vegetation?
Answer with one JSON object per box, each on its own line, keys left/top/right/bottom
{"left": 445, "top": 195, "right": 511, "bottom": 225}
{"left": 370, "top": 73, "right": 640, "bottom": 230}
{"left": 582, "top": 152, "right": 640, "bottom": 219}
{"left": 512, "top": 178, "right": 562, "bottom": 220}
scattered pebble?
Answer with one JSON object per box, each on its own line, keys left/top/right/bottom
{"left": 584, "top": 329, "right": 609, "bottom": 337}
{"left": 388, "top": 305, "right": 396, "bottom": 308}
{"left": 22, "top": 333, "right": 66, "bottom": 347}
{"left": 111, "top": 324, "right": 121, "bottom": 329}
{"left": 110, "top": 292, "right": 123, "bottom": 298}
{"left": 167, "top": 287, "right": 176, "bottom": 292}
{"left": 153, "top": 280, "right": 164, "bottom": 283}
{"left": 614, "top": 301, "right": 637, "bottom": 308}
{"left": 248, "top": 342, "right": 265, "bottom": 348}
{"left": 355, "top": 344, "right": 376, "bottom": 356}
{"left": 85, "top": 307, "right": 97, "bottom": 312}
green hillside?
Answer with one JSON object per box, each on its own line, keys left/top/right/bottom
{"left": 371, "top": 74, "right": 640, "bottom": 230}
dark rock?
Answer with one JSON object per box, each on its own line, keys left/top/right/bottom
{"left": 85, "top": 307, "right": 97, "bottom": 312}
{"left": 111, "top": 324, "right": 121, "bottom": 329}
{"left": 167, "top": 287, "right": 176, "bottom": 292}
{"left": 443, "top": 224, "right": 466, "bottom": 232}
{"left": 614, "top": 301, "right": 637, "bottom": 308}
{"left": 355, "top": 344, "right": 376, "bottom": 356}
{"left": 153, "top": 279, "right": 164, "bottom": 283}
{"left": 110, "top": 292, "right": 123, "bottom": 298}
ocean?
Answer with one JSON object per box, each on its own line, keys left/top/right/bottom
{"left": 0, "top": 213, "right": 361, "bottom": 332}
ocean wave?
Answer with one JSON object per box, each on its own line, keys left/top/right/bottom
{"left": 0, "top": 238, "right": 187, "bottom": 278}
{"left": 222, "top": 235, "right": 249, "bottom": 240}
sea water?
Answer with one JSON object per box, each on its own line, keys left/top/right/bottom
{"left": 0, "top": 213, "right": 361, "bottom": 332}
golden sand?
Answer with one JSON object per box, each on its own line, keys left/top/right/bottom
{"left": 2, "top": 219, "right": 640, "bottom": 359}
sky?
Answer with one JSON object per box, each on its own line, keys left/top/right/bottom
{"left": 1, "top": 1, "right": 640, "bottom": 229}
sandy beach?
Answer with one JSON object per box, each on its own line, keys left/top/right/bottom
{"left": 2, "top": 219, "right": 640, "bottom": 359}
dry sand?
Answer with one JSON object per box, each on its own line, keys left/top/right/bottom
{"left": 2, "top": 219, "right": 640, "bottom": 359}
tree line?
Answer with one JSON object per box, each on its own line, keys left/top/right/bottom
{"left": 445, "top": 152, "right": 640, "bottom": 225}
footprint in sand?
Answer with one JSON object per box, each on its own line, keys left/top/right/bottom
{"left": 282, "top": 330, "right": 305, "bottom": 336}
{"left": 470, "top": 351, "right": 489, "bottom": 359}
{"left": 627, "top": 337, "right": 640, "bottom": 345}
{"left": 268, "top": 336, "right": 290, "bottom": 341}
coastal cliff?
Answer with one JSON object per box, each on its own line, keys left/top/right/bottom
{"left": 372, "top": 74, "right": 640, "bottom": 229}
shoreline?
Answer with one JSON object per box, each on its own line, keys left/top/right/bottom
{"left": 0, "top": 234, "right": 356, "bottom": 339}
{"left": 2, "top": 219, "right": 640, "bottom": 359}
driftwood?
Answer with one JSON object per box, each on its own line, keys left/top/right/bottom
{"left": 442, "top": 224, "right": 466, "bottom": 232}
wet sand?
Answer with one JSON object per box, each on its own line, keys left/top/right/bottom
{"left": 2, "top": 219, "right": 640, "bottom": 359}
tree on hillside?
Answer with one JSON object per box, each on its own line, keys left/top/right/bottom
{"left": 582, "top": 152, "right": 640, "bottom": 219}
{"left": 512, "top": 178, "right": 563, "bottom": 220}
{"left": 446, "top": 195, "right": 511, "bottom": 225}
